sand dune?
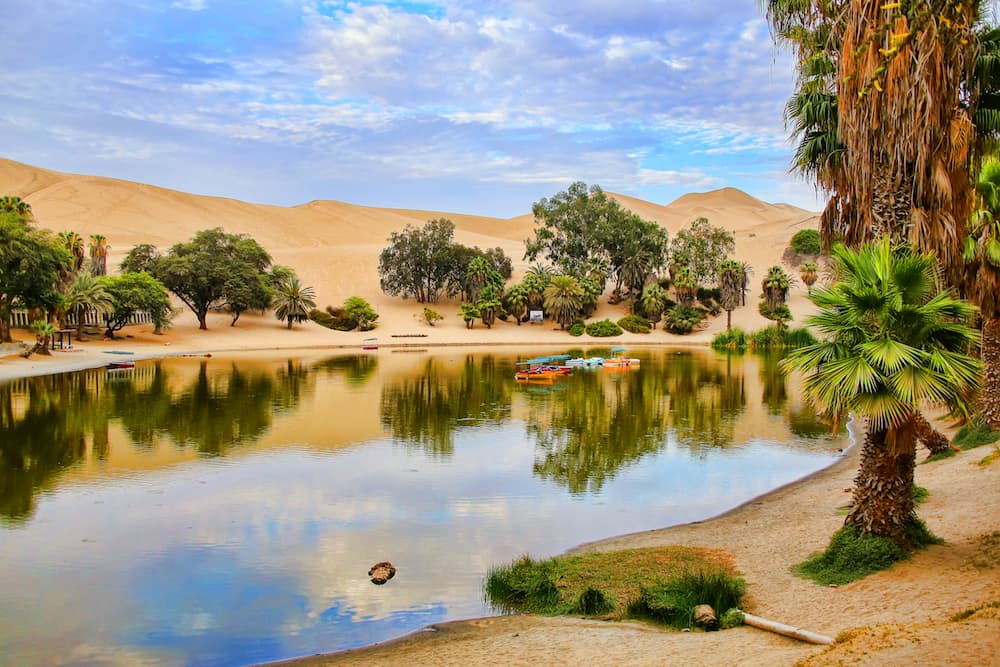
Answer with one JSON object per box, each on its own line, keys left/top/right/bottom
{"left": 0, "top": 156, "right": 819, "bottom": 358}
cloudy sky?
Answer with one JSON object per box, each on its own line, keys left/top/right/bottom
{"left": 2, "top": 0, "right": 818, "bottom": 217}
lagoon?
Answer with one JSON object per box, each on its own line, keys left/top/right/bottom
{"left": 0, "top": 348, "right": 845, "bottom": 666}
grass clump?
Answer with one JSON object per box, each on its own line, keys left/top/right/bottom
{"left": 483, "top": 546, "right": 740, "bottom": 623}
{"left": 586, "top": 319, "right": 623, "bottom": 337}
{"left": 710, "top": 328, "right": 748, "bottom": 351}
{"left": 626, "top": 570, "right": 746, "bottom": 629}
{"left": 617, "top": 314, "right": 651, "bottom": 334}
{"left": 568, "top": 321, "right": 585, "bottom": 337}
{"left": 795, "top": 522, "right": 941, "bottom": 586}
{"left": 953, "top": 421, "right": 1000, "bottom": 450}
{"left": 912, "top": 485, "right": 930, "bottom": 504}
{"left": 711, "top": 326, "right": 816, "bottom": 351}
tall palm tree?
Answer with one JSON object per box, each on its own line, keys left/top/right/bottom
{"left": 719, "top": 259, "right": 743, "bottom": 330}
{"left": 523, "top": 264, "right": 552, "bottom": 311}
{"left": 88, "top": 234, "right": 110, "bottom": 276}
{"left": 673, "top": 267, "right": 697, "bottom": 307}
{"left": 273, "top": 278, "right": 316, "bottom": 329}
{"left": 784, "top": 240, "right": 980, "bottom": 545}
{"left": 64, "top": 274, "right": 113, "bottom": 339}
{"left": 58, "top": 231, "right": 86, "bottom": 273}
{"left": 619, "top": 251, "right": 653, "bottom": 301}
{"left": 966, "top": 158, "right": 1000, "bottom": 425}
{"left": 476, "top": 284, "right": 503, "bottom": 329}
{"left": 762, "top": 266, "right": 791, "bottom": 312}
{"left": 543, "top": 275, "right": 584, "bottom": 329}
{"left": 640, "top": 284, "right": 667, "bottom": 329}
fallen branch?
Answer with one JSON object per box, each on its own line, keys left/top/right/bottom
{"left": 740, "top": 612, "right": 834, "bottom": 645}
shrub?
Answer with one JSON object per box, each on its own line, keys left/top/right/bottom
{"left": 711, "top": 328, "right": 749, "bottom": 351}
{"left": 568, "top": 321, "right": 585, "bottom": 337}
{"left": 626, "top": 569, "right": 746, "bottom": 629}
{"left": 790, "top": 229, "right": 821, "bottom": 255}
{"left": 758, "top": 301, "right": 792, "bottom": 326}
{"left": 618, "top": 314, "right": 651, "bottom": 334}
{"left": 343, "top": 296, "right": 379, "bottom": 331}
{"left": 484, "top": 556, "right": 561, "bottom": 614}
{"left": 749, "top": 325, "right": 816, "bottom": 350}
{"left": 422, "top": 307, "right": 444, "bottom": 326}
{"left": 586, "top": 319, "right": 623, "bottom": 337}
{"left": 795, "top": 522, "right": 940, "bottom": 585}
{"left": 953, "top": 421, "right": 1000, "bottom": 450}
{"left": 309, "top": 308, "right": 337, "bottom": 329}
{"left": 323, "top": 305, "right": 357, "bottom": 331}
{"left": 696, "top": 287, "right": 722, "bottom": 302}
{"left": 664, "top": 305, "right": 704, "bottom": 334}
{"left": 573, "top": 587, "right": 617, "bottom": 615}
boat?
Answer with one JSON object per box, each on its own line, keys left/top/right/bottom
{"left": 565, "top": 356, "right": 604, "bottom": 367}
{"left": 514, "top": 355, "right": 572, "bottom": 380}
{"left": 361, "top": 337, "right": 378, "bottom": 351}
{"left": 602, "top": 347, "right": 640, "bottom": 369}
{"left": 106, "top": 361, "right": 135, "bottom": 371}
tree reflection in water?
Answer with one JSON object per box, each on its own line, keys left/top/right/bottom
{"left": 380, "top": 355, "right": 515, "bottom": 457}
{"left": 0, "top": 360, "right": 310, "bottom": 523}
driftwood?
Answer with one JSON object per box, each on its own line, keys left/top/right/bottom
{"left": 741, "top": 612, "right": 834, "bottom": 645}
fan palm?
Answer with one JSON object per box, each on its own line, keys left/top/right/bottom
{"left": 476, "top": 284, "right": 502, "bottom": 329}
{"left": 58, "top": 231, "right": 86, "bottom": 273}
{"left": 273, "top": 278, "right": 316, "bottom": 329}
{"left": 783, "top": 240, "right": 980, "bottom": 545}
{"left": 718, "top": 260, "right": 743, "bottom": 330}
{"left": 504, "top": 283, "right": 529, "bottom": 325}
{"left": 640, "top": 284, "right": 667, "bottom": 329}
{"left": 800, "top": 261, "right": 819, "bottom": 294}
{"left": 65, "top": 274, "right": 113, "bottom": 339}
{"left": 0, "top": 195, "right": 32, "bottom": 218}
{"left": 673, "top": 267, "right": 697, "bottom": 307}
{"left": 88, "top": 234, "right": 110, "bottom": 276}
{"left": 543, "top": 275, "right": 584, "bottom": 329}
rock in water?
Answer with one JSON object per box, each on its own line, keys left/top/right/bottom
{"left": 694, "top": 604, "right": 718, "bottom": 630}
{"left": 368, "top": 561, "right": 396, "bottom": 585}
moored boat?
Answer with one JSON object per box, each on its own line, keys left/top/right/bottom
{"left": 602, "top": 347, "right": 640, "bottom": 368}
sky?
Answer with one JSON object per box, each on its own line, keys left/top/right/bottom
{"left": 2, "top": 0, "right": 821, "bottom": 217}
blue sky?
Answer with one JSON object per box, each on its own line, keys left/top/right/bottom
{"left": 2, "top": 0, "right": 820, "bottom": 216}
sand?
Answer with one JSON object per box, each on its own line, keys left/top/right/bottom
{"left": 1, "top": 159, "right": 998, "bottom": 666}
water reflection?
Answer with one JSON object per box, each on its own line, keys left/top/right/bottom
{"left": 0, "top": 349, "right": 845, "bottom": 666}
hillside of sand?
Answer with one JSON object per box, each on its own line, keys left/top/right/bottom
{"left": 0, "top": 157, "right": 818, "bottom": 350}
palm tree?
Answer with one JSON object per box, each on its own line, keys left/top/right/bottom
{"left": 543, "top": 275, "right": 584, "bottom": 329}
{"left": 619, "top": 251, "right": 653, "bottom": 302}
{"left": 477, "top": 284, "right": 502, "bottom": 328}
{"left": 640, "top": 284, "right": 667, "bottom": 329}
{"left": 523, "top": 264, "right": 552, "bottom": 310}
{"left": 738, "top": 261, "right": 752, "bottom": 306}
{"left": 64, "top": 274, "right": 113, "bottom": 339}
{"left": 0, "top": 195, "right": 32, "bottom": 218}
{"left": 718, "top": 260, "right": 743, "bottom": 330}
{"left": 30, "top": 320, "right": 57, "bottom": 355}
{"left": 966, "top": 158, "right": 1000, "bottom": 425}
{"left": 800, "top": 261, "right": 819, "bottom": 295}
{"left": 784, "top": 240, "right": 980, "bottom": 546}
{"left": 459, "top": 303, "right": 480, "bottom": 329}
{"left": 504, "top": 283, "right": 529, "bottom": 325}
{"left": 88, "top": 234, "right": 110, "bottom": 276}
{"left": 762, "top": 266, "right": 791, "bottom": 312}
{"left": 273, "top": 278, "right": 316, "bottom": 329}
{"left": 673, "top": 267, "right": 697, "bottom": 307}
{"left": 58, "top": 231, "right": 86, "bottom": 273}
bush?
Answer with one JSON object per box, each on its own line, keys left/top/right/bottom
{"left": 573, "top": 587, "right": 617, "bottom": 615}
{"left": 795, "top": 522, "right": 940, "bottom": 585}
{"left": 790, "top": 229, "right": 821, "bottom": 255}
{"left": 309, "top": 308, "right": 337, "bottom": 329}
{"left": 618, "top": 314, "right": 651, "bottom": 334}
{"left": 586, "top": 319, "right": 623, "bottom": 337}
{"left": 568, "top": 321, "right": 585, "bottom": 337}
{"left": 750, "top": 325, "right": 816, "bottom": 350}
{"left": 344, "top": 296, "right": 379, "bottom": 331}
{"left": 626, "top": 569, "right": 746, "bottom": 629}
{"left": 323, "top": 305, "right": 358, "bottom": 331}
{"left": 711, "top": 328, "right": 749, "bottom": 351}
{"left": 422, "top": 307, "right": 444, "bottom": 326}
{"left": 696, "top": 287, "right": 722, "bottom": 302}
{"left": 953, "top": 421, "right": 1000, "bottom": 450}
{"left": 484, "top": 556, "right": 561, "bottom": 614}
{"left": 664, "top": 305, "right": 704, "bottom": 334}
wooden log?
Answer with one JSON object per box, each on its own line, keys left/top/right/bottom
{"left": 741, "top": 612, "right": 834, "bottom": 645}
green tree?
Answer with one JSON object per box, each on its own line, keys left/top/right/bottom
{"left": 57, "top": 231, "right": 86, "bottom": 273}
{"left": 273, "top": 277, "right": 316, "bottom": 329}
{"left": 64, "top": 274, "right": 113, "bottom": 339}
{"left": 640, "top": 284, "right": 667, "bottom": 328}
{"left": 670, "top": 217, "right": 735, "bottom": 287}
{"left": 147, "top": 228, "right": 273, "bottom": 330}
{"left": 459, "top": 303, "right": 480, "bottom": 329}
{"left": 223, "top": 269, "right": 273, "bottom": 326}
{"left": 120, "top": 243, "right": 159, "bottom": 274}
{"left": 30, "top": 320, "right": 57, "bottom": 354}
{"left": 0, "top": 212, "right": 71, "bottom": 342}
{"left": 783, "top": 240, "right": 980, "bottom": 546}
{"left": 378, "top": 218, "right": 457, "bottom": 303}
{"left": 88, "top": 234, "right": 110, "bottom": 276}
{"left": 800, "top": 261, "right": 819, "bottom": 294}
{"left": 673, "top": 267, "right": 698, "bottom": 307}
{"left": 0, "top": 196, "right": 31, "bottom": 218}
{"left": 504, "top": 283, "right": 529, "bottom": 325}
{"left": 543, "top": 275, "right": 584, "bottom": 329}
{"left": 99, "top": 272, "right": 172, "bottom": 339}
{"left": 343, "top": 296, "right": 378, "bottom": 331}
{"left": 718, "top": 260, "right": 743, "bottom": 330}
{"left": 477, "top": 283, "right": 503, "bottom": 329}
{"left": 966, "top": 158, "right": 1000, "bottom": 425}
{"left": 523, "top": 264, "right": 552, "bottom": 310}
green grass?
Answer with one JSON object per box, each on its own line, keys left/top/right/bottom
{"left": 710, "top": 325, "right": 816, "bottom": 351}
{"left": 923, "top": 448, "right": 957, "bottom": 463}
{"left": 484, "top": 546, "right": 743, "bottom": 627}
{"left": 794, "top": 522, "right": 941, "bottom": 586}
{"left": 626, "top": 570, "right": 746, "bottom": 629}
{"left": 953, "top": 421, "right": 1000, "bottom": 450}
{"left": 912, "top": 485, "right": 930, "bottom": 504}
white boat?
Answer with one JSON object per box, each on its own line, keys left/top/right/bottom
{"left": 602, "top": 347, "right": 640, "bottom": 368}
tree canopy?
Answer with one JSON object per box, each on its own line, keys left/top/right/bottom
{"left": 98, "top": 272, "right": 172, "bottom": 339}
{"left": 670, "top": 217, "right": 735, "bottom": 287}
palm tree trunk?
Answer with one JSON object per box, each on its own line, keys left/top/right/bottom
{"left": 726, "top": 309, "right": 732, "bottom": 330}
{"left": 982, "top": 317, "right": 1000, "bottom": 428}
{"left": 845, "top": 424, "right": 918, "bottom": 546}
{"left": 912, "top": 412, "right": 952, "bottom": 455}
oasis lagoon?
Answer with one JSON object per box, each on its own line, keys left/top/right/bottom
{"left": 0, "top": 347, "right": 846, "bottom": 666}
